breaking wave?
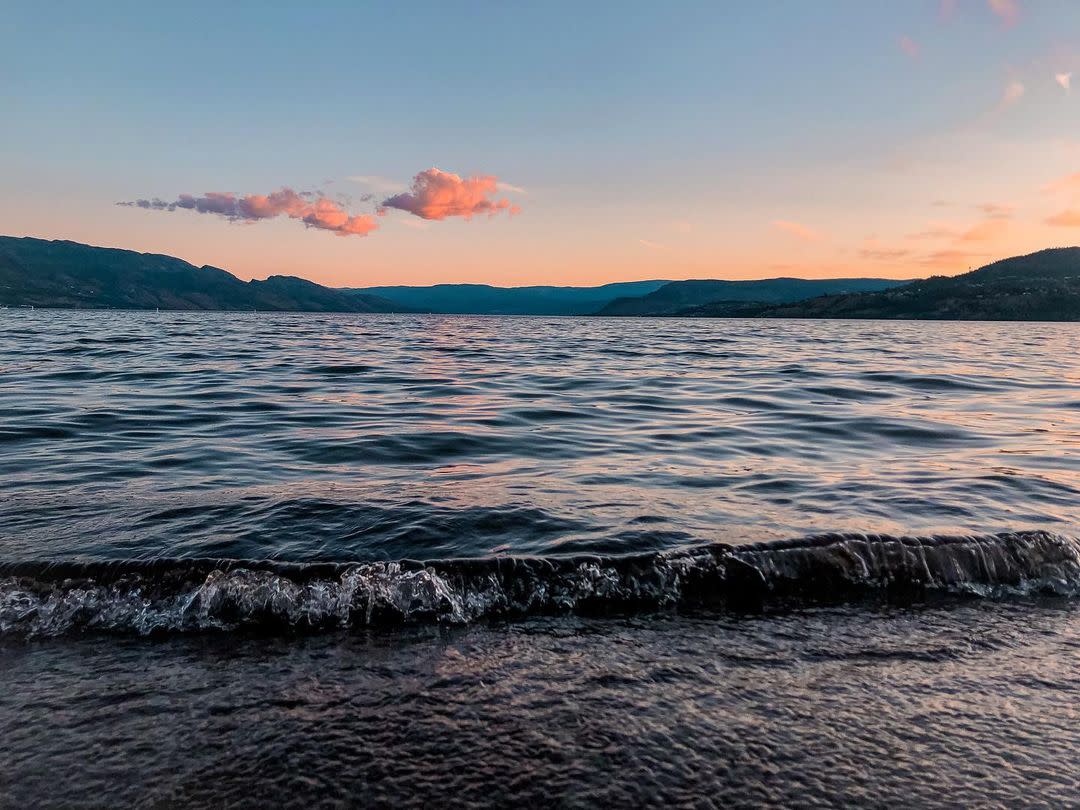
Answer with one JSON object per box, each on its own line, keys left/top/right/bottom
{"left": 2, "top": 531, "right": 1079, "bottom": 638}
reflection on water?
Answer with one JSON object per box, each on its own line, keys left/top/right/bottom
{"left": 0, "top": 311, "right": 1077, "bottom": 562}
{"left": 4, "top": 602, "right": 1080, "bottom": 806}
{"left": 3, "top": 312, "right": 1080, "bottom": 807}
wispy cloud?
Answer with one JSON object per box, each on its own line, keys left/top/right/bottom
{"left": 907, "top": 221, "right": 960, "bottom": 241}
{"left": 859, "top": 247, "right": 912, "bottom": 261}
{"left": 118, "top": 189, "right": 379, "bottom": 237}
{"left": 920, "top": 249, "right": 989, "bottom": 270}
{"left": 348, "top": 175, "right": 407, "bottom": 194}
{"left": 1045, "top": 209, "right": 1080, "bottom": 227}
{"left": 957, "top": 218, "right": 1008, "bottom": 241}
{"left": 394, "top": 218, "right": 431, "bottom": 231}
{"left": 987, "top": 0, "right": 1020, "bottom": 28}
{"left": 1041, "top": 171, "right": 1080, "bottom": 194}
{"left": 771, "top": 220, "right": 823, "bottom": 242}
{"left": 1056, "top": 72, "right": 1073, "bottom": 92}
{"left": 638, "top": 239, "right": 666, "bottom": 250}
{"left": 940, "top": 0, "right": 1019, "bottom": 27}
{"left": 975, "top": 202, "right": 1014, "bottom": 219}
{"left": 898, "top": 35, "right": 921, "bottom": 60}
{"left": 907, "top": 216, "right": 1008, "bottom": 244}
{"left": 998, "top": 78, "right": 1025, "bottom": 110}
{"left": 382, "top": 168, "right": 521, "bottom": 221}
{"left": 495, "top": 181, "right": 527, "bottom": 194}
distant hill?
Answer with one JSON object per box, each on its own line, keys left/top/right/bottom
{"left": 350, "top": 281, "right": 670, "bottom": 315}
{"left": 8, "top": 236, "right": 1076, "bottom": 321}
{"left": 596, "top": 277, "right": 906, "bottom": 316}
{"left": 0, "top": 236, "right": 403, "bottom": 312}
{"left": 751, "top": 247, "right": 1080, "bottom": 321}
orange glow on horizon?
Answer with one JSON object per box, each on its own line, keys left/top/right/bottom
{"left": 6, "top": 151, "right": 1080, "bottom": 289}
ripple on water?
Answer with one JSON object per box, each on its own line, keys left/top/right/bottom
{"left": 0, "top": 312, "right": 1076, "bottom": 563}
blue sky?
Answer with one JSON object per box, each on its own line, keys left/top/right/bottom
{"left": 3, "top": 1, "right": 1080, "bottom": 285}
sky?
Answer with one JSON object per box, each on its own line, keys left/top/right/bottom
{"left": 3, "top": 0, "right": 1080, "bottom": 287}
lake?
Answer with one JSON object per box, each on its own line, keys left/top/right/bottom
{"left": 2, "top": 311, "right": 1079, "bottom": 805}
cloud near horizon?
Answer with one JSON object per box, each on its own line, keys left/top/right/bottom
{"left": 958, "top": 218, "right": 1009, "bottom": 242}
{"left": 1045, "top": 209, "right": 1080, "bottom": 227}
{"left": 921, "top": 249, "right": 990, "bottom": 270}
{"left": 859, "top": 247, "right": 912, "bottom": 261}
{"left": 976, "top": 202, "right": 1014, "bottom": 219}
{"left": 382, "top": 168, "right": 521, "bottom": 221}
{"left": 1043, "top": 171, "right": 1080, "bottom": 194}
{"left": 907, "top": 216, "right": 1008, "bottom": 243}
{"left": 771, "top": 220, "right": 823, "bottom": 242}
{"left": 119, "top": 189, "right": 379, "bottom": 237}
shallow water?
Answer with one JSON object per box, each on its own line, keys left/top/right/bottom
{"left": 5, "top": 603, "right": 1080, "bottom": 807}
{"left": 2, "top": 311, "right": 1080, "bottom": 806}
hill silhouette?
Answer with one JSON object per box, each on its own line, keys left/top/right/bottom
{"left": 5, "top": 237, "right": 1079, "bottom": 321}
{"left": 0, "top": 236, "right": 403, "bottom": 312}
{"left": 596, "top": 277, "right": 904, "bottom": 316}
{"left": 748, "top": 248, "right": 1080, "bottom": 321}
{"left": 350, "top": 281, "right": 670, "bottom": 315}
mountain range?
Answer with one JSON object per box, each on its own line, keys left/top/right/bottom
{"left": 595, "top": 277, "right": 906, "bottom": 316}
{"left": 0, "top": 236, "right": 402, "bottom": 312}
{"left": 3, "top": 236, "right": 1079, "bottom": 321}
{"left": 350, "top": 281, "right": 670, "bottom": 315}
{"left": 747, "top": 247, "right": 1080, "bottom": 321}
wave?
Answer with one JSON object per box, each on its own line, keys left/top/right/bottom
{"left": 2, "top": 531, "right": 1079, "bottom": 638}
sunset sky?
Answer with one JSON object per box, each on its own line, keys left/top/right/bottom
{"left": 4, "top": 0, "right": 1080, "bottom": 287}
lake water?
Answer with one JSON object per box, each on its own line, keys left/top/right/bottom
{"left": 2, "top": 311, "right": 1079, "bottom": 806}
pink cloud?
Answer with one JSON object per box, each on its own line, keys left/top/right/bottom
{"left": 998, "top": 78, "right": 1025, "bottom": 110}
{"left": 941, "top": 0, "right": 1019, "bottom": 27}
{"left": 987, "top": 0, "right": 1020, "bottom": 27}
{"left": 859, "top": 247, "right": 912, "bottom": 261}
{"left": 907, "top": 221, "right": 961, "bottom": 241}
{"left": 920, "top": 249, "right": 989, "bottom": 270}
{"left": 1056, "top": 72, "right": 1072, "bottom": 92}
{"left": 898, "top": 36, "right": 921, "bottom": 59}
{"left": 382, "top": 168, "right": 520, "bottom": 221}
{"left": 975, "top": 202, "right": 1014, "bottom": 218}
{"left": 907, "top": 216, "right": 1008, "bottom": 243}
{"left": 1045, "top": 209, "right": 1080, "bottom": 227}
{"left": 1041, "top": 171, "right": 1080, "bottom": 193}
{"left": 957, "top": 218, "right": 1008, "bottom": 242}
{"left": 120, "top": 188, "right": 378, "bottom": 237}
{"left": 771, "top": 220, "right": 823, "bottom": 242}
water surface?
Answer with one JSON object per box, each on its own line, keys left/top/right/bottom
{"left": 3, "top": 311, "right": 1080, "bottom": 807}
{"left": 2, "top": 312, "right": 1077, "bottom": 564}
{"left": 5, "top": 603, "right": 1080, "bottom": 807}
